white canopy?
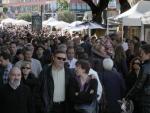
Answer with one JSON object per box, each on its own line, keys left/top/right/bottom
{"left": 141, "top": 11, "right": 150, "bottom": 24}
{"left": 42, "top": 17, "right": 57, "bottom": 26}
{"left": 115, "top": 1, "right": 150, "bottom": 26}
{"left": 1, "top": 18, "right": 17, "bottom": 24}
{"left": 13, "top": 20, "right": 31, "bottom": 26}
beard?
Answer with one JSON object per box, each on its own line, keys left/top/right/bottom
{"left": 9, "top": 79, "right": 21, "bottom": 90}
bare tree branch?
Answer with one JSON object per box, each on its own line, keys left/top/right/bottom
{"left": 97, "top": 0, "right": 109, "bottom": 11}
{"left": 119, "top": 0, "right": 131, "bottom": 13}
{"left": 82, "top": 0, "right": 99, "bottom": 13}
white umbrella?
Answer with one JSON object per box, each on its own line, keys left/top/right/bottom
{"left": 69, "top": 21, "right": 83, "bottom": 27}
{"left": 76, "top": 21, "right": 106, "bottom": 29}
{"left": 64, "top": 21, "right": 105, "bottom": 31}
{"left": 47, "top": 21, "right": 69, "bottom": 29}
{"left": 63, "top": 21, "right": 82, "bottom": 30}
{"left": 43, "top": 17, "right": 57, "bottom": 26}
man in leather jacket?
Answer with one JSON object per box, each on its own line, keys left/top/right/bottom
{"left": 125, "top": 44, "right": 150, "bottom": 113}
{"left": 38, "top": 49, "right": 73, "bottom": 113}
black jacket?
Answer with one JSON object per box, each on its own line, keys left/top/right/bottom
{"left": 69, "top": 76, "right": 98, "bottom": 105}
{"left": 126, "top": 60, "right": 150, "bottom": 106}
{"left": 38, "top": 65, "right": 73, "bottom": 113}
{"left": 0, "top": 84, "right": 33, "bottom": 113}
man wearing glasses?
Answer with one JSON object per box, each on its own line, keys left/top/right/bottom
{"left": 38, "top": 49, "right": 73, "bottom": 113}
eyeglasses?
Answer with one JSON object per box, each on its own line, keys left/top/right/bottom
{"left": 56, "top": 56, "right": 66, "bottom": 61}
{"left": 22, "top": 67, "right": 31, "bottom": 70}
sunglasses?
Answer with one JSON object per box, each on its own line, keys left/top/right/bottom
{"left": 133, "top": 62, "right": 140, "bottom": 65}
{"left": 56, "top": 56, "right": 66, "bottom": 61}
{"left": 22, "top": 67, "right": 31, "bottom": 70}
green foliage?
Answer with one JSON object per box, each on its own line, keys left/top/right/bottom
{"left": 57, "top": 10, "right": 75, "bottom": 23}
{"left": 57, "top": 0, "right": 69, "bottom": 10}
{"left": 17, "top": 13, "right": 32, "bottom": 22}
{"left": 3, "top": 7, "right": 8, "bottom": 14}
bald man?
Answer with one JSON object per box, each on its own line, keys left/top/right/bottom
{"left": 0, "top": 67, "right": 33, "bottom": 113}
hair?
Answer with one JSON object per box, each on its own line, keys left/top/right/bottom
{"left": 103, "top": 58, "right": 114, "bottom": 70}
{"left": 0, "top": 52, "right": 11, "bottom": 61}
{"left": 129, "top": 57, "right": 141, "bottom": 72}
{"left": 141, "top": 41, "right": 147, "bottom": 45}
{"left": 76, "top": 59, "right": 90, "bottom": 74}
{"left": 56, "top": 44, "right": 67, "bottom": 52}
{"left": 24, "top": 43, "right": 34, "bottom": 52}
{"left": 66, "top": 46, "right": 75, "bottom": 53}
{"left": 10, "top": 41, "right": 17, "bottom": 45}
{"left": 141, "top": 44, "right": 150, "bottom": 54}
{"left": 16, "top": 49, "right": 23, "bottom": 55}
{"left": 78, "top": 52, "right": 89, "bottom": 60}
{"left": 23, "top": 46, "right": 33, "bottom": 54}
{"left": 133, "top": 36, "right": 140, "bottom": 42}
{"left": 83, "top": 35, "right": 89, "bottom": 41}
{"left": 109, "top": 33, "right": 118, "bottom": 41}
{"left": 21, "top": 61, "right": 31, "bottom": 69}
{"left": 36, "top": 45, "right": 45, "bottom": 50}
{"left": 9, "top": 67, "right": 21, "bottom": 77}
{"left": 114, "top": 45, "right": 126, "bottom": 64}
{"left": 127, "top": 39, "right": 134, "bottom": 44}
{"left": 53, "top": 49, "right": 66, "bottom": 56}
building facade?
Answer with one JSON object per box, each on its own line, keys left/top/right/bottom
{"left": 2, "top": 0, "right": 93, "bottom": 19}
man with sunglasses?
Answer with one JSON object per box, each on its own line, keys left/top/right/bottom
{"left": 38, "top": 49, "right": 74, "bottom": 113}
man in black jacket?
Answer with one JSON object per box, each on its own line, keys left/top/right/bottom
{"left": 0, "top": 67, "right": 33, "bottom": 113}
{"left": 125, "top": 44, "right": 150, "bottom": 113}
{"left": 38, "top": 49, "right": 73, "bottom": 113}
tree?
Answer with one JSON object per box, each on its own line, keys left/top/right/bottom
{"left": 81, "top": 0, "right": 130, "bottom": 24}
{"left": 57, "top": 10, "right": 75, "bottom": 23}
{"left": 17, "top": 13, "right": 32, "bottom": 22}
{"left": 119, "top": 0, "right": 131, "bottom": 13}
{"left": 57, "top": 0, "right": 69, "bottom": 10}
{"left": 3, "top": 7, "right": 8, "bottom": 14}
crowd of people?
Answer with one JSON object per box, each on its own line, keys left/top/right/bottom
{"left": 0, "top": 25, "right": 150, "bottom": 113}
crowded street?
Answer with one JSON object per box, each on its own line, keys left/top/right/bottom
{"left": 0, "top": 0, "right": 150, "bottom": 113}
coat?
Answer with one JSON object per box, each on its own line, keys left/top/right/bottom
{"left": 126, "top": 60, "right": 150, "bottom": 113}
{"left": 100, "top": 69, "right": 126, "bottom": 113}
{"left": 68, "top": 76, "right": 98, "bottom": 113}
{"left": 38, "top": 65, "right": 73, "bottom": 113}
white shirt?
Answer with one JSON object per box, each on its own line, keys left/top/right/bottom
{"left": 122, "top": 42, "right": 128, "bottom": 51}
{"left": 67, "top": 58, "right": 77, "bottom": 69}
{"left": 88, "top": 68, "right": 103, "bottom": 101}
{"left": 52, "top": 67, "right": 65, "bottom": 102}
